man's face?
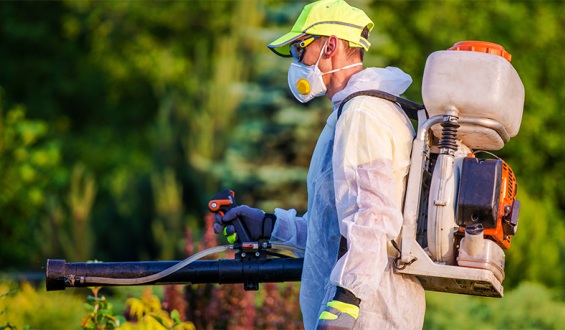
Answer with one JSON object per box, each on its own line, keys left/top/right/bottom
{"left": 300, "top": 37, "right": 324, "bottom": 66}
{"left": 290, "top": 35, "right": 326, "bottom": 66}
{"left": 289, "top": 35, "right": 336, "bottom": 92}
{"left": 301, "top": 37, "right": 334, "bottom": 87}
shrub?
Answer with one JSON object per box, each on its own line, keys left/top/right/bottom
{"left": 0, "top": 281, "right": 83, "bottom": 329}
{"left": 424, "top": 282, "right": 565, "bottom": 329}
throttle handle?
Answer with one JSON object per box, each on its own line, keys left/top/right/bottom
{"left": 208, "top": 189, "right": 252, "bottom": 243}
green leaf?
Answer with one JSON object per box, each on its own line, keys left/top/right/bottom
{"left": 171, "top": 309, "right": 181, "bottom": 323}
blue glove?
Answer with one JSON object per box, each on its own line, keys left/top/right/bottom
{"left": 318, "top": 287, "right": 360, "bottom": 330}
{"left": 213, "top": 205, "right": 276, "bottom": 243}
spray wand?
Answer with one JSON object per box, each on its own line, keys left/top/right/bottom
{"left": 46, "top": 189, "right": 304, "bottom": 291}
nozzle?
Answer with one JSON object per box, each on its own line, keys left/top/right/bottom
{"left": 46, "top": 259, "right": 68, "bottom": 291}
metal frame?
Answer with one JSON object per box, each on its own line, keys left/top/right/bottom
{"left": 396, "top": 113, "right": 509, "bottom": 297}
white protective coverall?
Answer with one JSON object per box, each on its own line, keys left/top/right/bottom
{"left": 271, "top": 67, "right": 426, "bottom": 329}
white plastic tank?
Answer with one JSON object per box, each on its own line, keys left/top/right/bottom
{"left": 422, "top": 41, "right": 525, "bottom": 150}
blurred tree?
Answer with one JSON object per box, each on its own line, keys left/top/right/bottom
{"left": 1, "top": 0, "right": 263, "bottom": 263}
{"left": 216, "top": 0, "right": 330, "bottom": 212}
{"left": 151, "top": 168, "right": 184, "bottom": 260}
{"left": 66, "top": 163, "right": 97, "bottom": 262}
{"left": 0, "top": 97, "right": 64, "bottom": 268}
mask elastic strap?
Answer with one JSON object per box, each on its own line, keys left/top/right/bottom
{"left": 314, "top": 38, "right": 329, "bottom": 67}
{"left": 322, "top": 62, "right": 363, "bottom": 76}
{"left": 314, "top": 38, "right": 362, "bottom": 75}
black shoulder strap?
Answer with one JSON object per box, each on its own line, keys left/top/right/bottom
{"left": 336, "top": 89, "right": 425, "bottom": 120}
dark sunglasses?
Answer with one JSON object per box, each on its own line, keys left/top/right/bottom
{"left": 290, "top": 36, "right": 320, "bottom": 62}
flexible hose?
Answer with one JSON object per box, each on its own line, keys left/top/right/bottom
{"left": 82, "top": 245, "right": 231, "bottom": 285}
{"left": 79, "top": 243, "right": 305, "bottom": 286}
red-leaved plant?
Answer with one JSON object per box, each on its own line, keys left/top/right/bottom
{"left": 162, "top": 213, "right": 303, "bottom": 329}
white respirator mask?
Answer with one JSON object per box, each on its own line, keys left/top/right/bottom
{"left": 288, "top": 39, "right": 362, "bottom": 103}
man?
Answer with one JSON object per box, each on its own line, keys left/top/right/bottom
{"left": 214, "top": 0, "right": 425, "bottom": 328}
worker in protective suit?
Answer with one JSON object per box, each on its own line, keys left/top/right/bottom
{"left": 214, "top": 0, "right": 426, "bottom": 329}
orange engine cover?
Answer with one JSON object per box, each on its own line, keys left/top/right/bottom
{"left": 456, "top": 157, "right": 520, "bottom": 249}
{"left": 484, "top": 161, "right": 518, "bottom": 249}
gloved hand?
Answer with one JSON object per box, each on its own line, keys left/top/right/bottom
{"left": 318, "top": 287, "right": 361, "bottom": 330}
{"left": 213, "top": 205, "right": 276, "bottom": 243}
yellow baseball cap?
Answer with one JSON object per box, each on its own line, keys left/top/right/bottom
{"left": 268, "top": 0, "right": 374, "bottom": 57}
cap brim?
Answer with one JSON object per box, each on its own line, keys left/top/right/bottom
{"left": 267, "top": 32, "right": 306, "bottom": 57}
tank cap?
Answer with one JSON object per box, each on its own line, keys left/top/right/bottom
{"left": 448, "top": 41, "right": 512, "bottom": 62}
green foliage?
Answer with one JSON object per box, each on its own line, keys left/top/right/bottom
{"left": 0, "top": 0, "right": 256, "bottom": 264}
{"left": 424, "top": 282, "right": 565, "bottom": 329}
{"left": 81, "top": 287, "right": 125, "bottom": 329}
{"left": 505, "top": 190, "right": 565, "bottom": 288}
{"left": 81, "top": 286, "right": 195, "bottom": 330}
{"left": 120, "top": 288, "right": 195, "bottom": 330}
{"left": 0, "top": 289, "right": 22, "bottom": 330}
{"left": 63, "top": 163, "right": 97, "bottom": 262}
{"left": 0, "top": 281, "right": 83, "bottom": 328}
{"left": 151, "top": 168, "right": 185, "bottom": 260}
{"left": 0, "top": 99, "right": 64, "bottom": 268}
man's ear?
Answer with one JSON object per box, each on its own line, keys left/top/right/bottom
{"left": 324, "top": 35, "right": 339, "bottom": 57}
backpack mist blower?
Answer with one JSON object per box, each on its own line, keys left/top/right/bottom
{"left": 394, "top": 41, "right": 523, "bottom": 297}
{"left": 46, "top": 41, "right": 524, "bottom": 298}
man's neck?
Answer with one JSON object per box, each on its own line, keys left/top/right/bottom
{"left": 326, "top": 65, "right": 363, "bottom": 100}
